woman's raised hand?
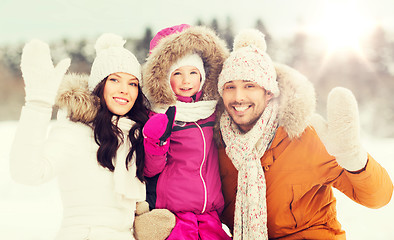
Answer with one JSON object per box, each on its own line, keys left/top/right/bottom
{"left": 20, "top": 39, "right": 71, "bottom": 107}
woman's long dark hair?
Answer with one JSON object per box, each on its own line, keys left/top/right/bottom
{"left": 92, "top": 78, "right": 149, "bottom": 182}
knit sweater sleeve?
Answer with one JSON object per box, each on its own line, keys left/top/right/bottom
{"left": 9, "top": 105, "right": 66, "bottom": 185}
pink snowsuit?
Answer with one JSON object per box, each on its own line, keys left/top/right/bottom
{"left": 142, "top": 24, "right": 231, "bottom": 239}
{"left": 144, "top": 94, "right": 230, "bottom": 239}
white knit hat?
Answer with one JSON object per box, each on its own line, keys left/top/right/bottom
{"left": 218, "top": 29, "right": 279, "bottom": 97}
{"left": 89, "top": 33, "right": 141, "bottom": 92}
{"left": 168, "top": 53, "right": 206, "bottom": 91}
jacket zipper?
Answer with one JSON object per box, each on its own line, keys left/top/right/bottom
{"left": 195, "top": 122, "right": 207, "bottom": 214}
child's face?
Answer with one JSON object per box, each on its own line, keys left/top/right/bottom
{"left": 169, "top": 66, "right": 201, "bottom": 97}
{"left": 103, "top": 72, "right": 139, "bottom": 116}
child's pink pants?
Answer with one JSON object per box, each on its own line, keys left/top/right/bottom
{"left": 166, "top": 211, "right": 232, "bottom": 240}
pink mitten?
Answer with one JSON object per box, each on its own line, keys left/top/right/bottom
{"left": 143, "top": 106, "right": 176, "bottom": 155}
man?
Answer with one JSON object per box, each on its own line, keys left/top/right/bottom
{"left": 216, "top": 29, "right": 393, "bottom": 239}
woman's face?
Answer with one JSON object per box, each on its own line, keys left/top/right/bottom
{"left": 103, "top": 72, "right": 139, "bottom": 116}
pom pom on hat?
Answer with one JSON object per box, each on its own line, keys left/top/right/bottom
{"left": 89, "top": 33, "right": 141, "bottom": 92}
{"left": 233, "top": 29, "right": 267, "bottom": 52}
{"left": 218, "top": 29, "right": 279, "bottom": 97}
{"left": 94, "top": 33, "right": 126, "bottom": 53}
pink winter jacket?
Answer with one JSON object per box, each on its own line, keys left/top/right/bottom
{"left": 144, "top": 94, "right": 224, "bottom": 215}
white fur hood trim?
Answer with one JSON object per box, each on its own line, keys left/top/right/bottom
{"left": 275, "top": 63, "right": 316, "bottom": 139}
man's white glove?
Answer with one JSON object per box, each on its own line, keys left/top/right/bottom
{"left": 21, "top": 39, "right": 71, "bottom": 107}
{"left": 311, "top": 87, "right": 368, "bottom": 172}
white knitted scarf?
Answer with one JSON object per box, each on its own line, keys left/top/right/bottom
{"left": 113, "top": 117, "right": 146, "bottom": 208}
{"left": 152, "top": 100, "right": 217, "bottom": 122}
{"left": 220, "top": 100, "right": 279, "bottom": 240}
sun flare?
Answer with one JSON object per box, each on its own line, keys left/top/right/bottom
{"left": 310, "top": 1, "right": 375, "bottom": 53}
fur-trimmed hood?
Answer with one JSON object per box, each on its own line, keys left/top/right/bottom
{"left": 55, "top": 64, "right": 315, "bottom": 140}
{"left": 275, "top": 63, "right": 315, "bottom": 139}
{"left": 55, "top": 73, "right": 99, "bottom": 124}
{"left": 216, "top": 63, "right": 316, "bottom": 140}
{"left": 142, "top": 25, "right": 229, "bottom": 110}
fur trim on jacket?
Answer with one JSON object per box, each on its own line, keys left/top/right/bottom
{"left": 142, "top": 26, "right": 229, "bottom": 109}
{"left": 55, "top": 73, "right": 99, "bottom": 124}
{"left": 216, "top": 63, "right": 316, "bottom": 141}
{"left": 275, "top": 63, "right": 316, "bottom": 139}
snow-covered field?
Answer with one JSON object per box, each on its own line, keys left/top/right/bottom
{"left": 1, "top": 121, "right": 393, "bottom": 239}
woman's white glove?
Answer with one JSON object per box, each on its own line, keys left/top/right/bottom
{"left": 311, "top": 87, "right": 368, "bottom": 172}
{"left": 21, "top": 39, "right": 70, "bottom": 107}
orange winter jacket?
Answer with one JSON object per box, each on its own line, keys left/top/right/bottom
{"left": 219, "top": 126, "right": 393, "bottom": 240}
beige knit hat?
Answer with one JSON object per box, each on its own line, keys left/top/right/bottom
{"left": 218, "top": 29, "right": 279, "bottom": 97}
{"left": 89, "top": 33, "right": 141, "bottom": 92}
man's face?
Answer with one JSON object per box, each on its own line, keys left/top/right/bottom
{"left": 222, "top": 80, "right": 271, "bottom": 133}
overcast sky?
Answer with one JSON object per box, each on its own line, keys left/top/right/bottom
{"left": 1, "top": 0, "right": 394, "bottom": 45}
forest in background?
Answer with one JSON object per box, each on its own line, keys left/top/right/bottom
{"left": 1, "top": 18, "right": 393, "bottom": 137}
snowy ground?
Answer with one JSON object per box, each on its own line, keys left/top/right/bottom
{"left": 1, "top": 121, "right": 393, "bottom": 239}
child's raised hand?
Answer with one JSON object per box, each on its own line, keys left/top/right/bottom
{"left": 143, "top": 106, "right": 176, "bottom": 155}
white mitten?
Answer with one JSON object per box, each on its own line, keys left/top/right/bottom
{"left": 311, "top": 87, "right": 367, "bottom": 171}
{"left": 21, "top": 39, "right": 71, "bottom": 107}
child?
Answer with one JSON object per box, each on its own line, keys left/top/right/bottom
{"left": 140, "top": 24, "right": 231, "bottom": 240}
{"left": 10, "top": 33, "right": 148, "bottom": 240}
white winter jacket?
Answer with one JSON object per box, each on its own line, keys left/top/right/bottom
{"left": 10, "top": 74, "right": 145, "bottom": 240}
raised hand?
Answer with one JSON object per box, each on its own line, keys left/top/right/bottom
{"left": 311, "top": 87, "right": 367, "bottom": 171}
{"left": 143, "top": 106, "right": 176, "bottom": 155}
{"left": 21, "top": 39, "right": 70, "bottom": 107}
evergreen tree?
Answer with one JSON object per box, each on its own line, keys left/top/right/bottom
{"left": 210, "top": 18, "right": 220, "bottom": 33}
{"left": 362, "top": 24, "right": 390, "bottom": 75}
{"left": 195, "top": 19, "right": 204, "bottom": 26}
{"left": 288, "top": 30, "right": 308, "bottom": 67}
{"left": 222, "top": 17, "right": 235, "bottom": 50}
{"left": 255, "top": 19, "right": 272, "bottom": 46}
{"left": 66, "top": 39, "right": 91, "bottom": 73}
{"left": 134, "top": 27, "right": 153, "bottom": 62}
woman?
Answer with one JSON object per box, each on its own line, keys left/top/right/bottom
{"left": 10, "top": 33, "right": 148, "bottom": 240}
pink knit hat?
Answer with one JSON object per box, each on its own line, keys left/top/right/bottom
{"left": 218, "top": 29, "right": 279, "bottom": 97}
{"left": 149, "top": 24, "right": 191, "bottom": 52}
